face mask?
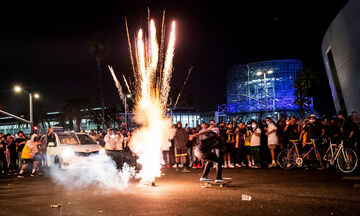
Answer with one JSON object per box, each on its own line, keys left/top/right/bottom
{"left": 266, "top": 121, "right": 271, "bottom": 125}
{"left": 252, "top": 124, "right": 256, "bottom": 129}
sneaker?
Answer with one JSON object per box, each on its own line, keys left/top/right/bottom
{"left": 228, "top": 163, "right": 235, "bottom": 168}
{"left": 215, "top": 179, "right": 225, "bottom": 183}
{"left": 241, "top": 162, "right": 246, "bottom": 167}
{"left": 235, "top": 163, "right": 242, "bottom": 168}
{"left": 172, "top": 164, "right": 177, "bottom": 168}
{"left": 200, "top": 177, "right": 210, "bottom": 181}
{"left": 251, "top": 165, "right": 260, "bottom": 169}
{"left": 17, "top": 173, "right": 25, "bottom": 178}
{"left": 197, "top": 164, "right": 202, "bottom": 169}
{"left": 179, "top": 164, "right": 183, "bottom": 168}
{"left": 268, "top": 163, "right": 277, "bottom": 168}
{"left": 192, "top": 164, "right": 197, "bottom": 169}
{"left": 31, "top": 172, "right": 38, "bottom": 177}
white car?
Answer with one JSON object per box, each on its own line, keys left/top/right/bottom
{"left": 43, "top": 132, "right": 104, "bottom": 169}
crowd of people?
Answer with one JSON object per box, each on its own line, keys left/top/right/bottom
{"left": 169, "top": 111, "right": 360, "bottom": 172}
{"left": 0, "top": 110, "right": 359, "bottom": 178}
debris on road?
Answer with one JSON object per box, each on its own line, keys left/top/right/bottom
{"left": 241, "top": 194, "right": 252, "bottom": 201}
{"left": 50, "top": 204, "right": 62, "bottom": 208}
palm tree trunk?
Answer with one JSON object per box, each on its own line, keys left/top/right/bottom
{"left": 97, "top": 61, "right": 105, "bottom": 129}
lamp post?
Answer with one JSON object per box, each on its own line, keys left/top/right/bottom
{"left": 14, "top": 85, "right": 40, "bottom": 133}
{"left": 124, "top": 94, "right": 131, "bottom": 126}
{"left": 256, "top": 70, "right": 273, "bottom": 116}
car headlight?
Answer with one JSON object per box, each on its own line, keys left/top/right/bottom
{"left": 99, "top": 148, "right": 105, "bottom": 155}
{"left": 61, "top": 149, "right": 75, "bottom": 159}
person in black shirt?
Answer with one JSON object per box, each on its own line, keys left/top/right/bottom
{"left": 0, "top": 135, "right": 8, "bottom": 174}
{"left": 338, "top": 112, "right": 357, "bottom": 148}
{"left": 7, "top": 134, "right": 17, "bottom": 172}
{"left": 284, "top": 116, "right": 301, "bottom": 148}
{"left": 15, "top": 131, "right": 27, "bottom": 156}
{"left": 302, "top": 115, "right": 325, "bottom": 169}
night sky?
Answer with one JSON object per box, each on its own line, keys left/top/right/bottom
{"left": 0, "top": 0, "right": 348, "bottom": 116}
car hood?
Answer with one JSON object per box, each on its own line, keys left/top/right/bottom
{"left": 62, "top": 144, "right": 102, "bottom": 153}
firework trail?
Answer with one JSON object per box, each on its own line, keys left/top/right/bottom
{"left": 174, "top": 66, "right": 193, "bottom": 109}
{"left": 122, "top": 74, "right": 132, "bottom": 95}
{"left": 160, "top": 21, "right": 176, "bottom": 107}
{"left": 109, "top": 66, "right": 126, "bottom": 106}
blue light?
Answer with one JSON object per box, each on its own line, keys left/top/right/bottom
{"left": 226, "top": 59, "right": 302, "bottom": 113}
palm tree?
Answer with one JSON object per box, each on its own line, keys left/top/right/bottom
{"left": 61, "top": 97, "right": 91, "bottom": 132}
{"left": 88, "top": 33, "right": 108, "bottom": 129}
{"left": 294, "top": 67, "right": 320, "bottom": 118}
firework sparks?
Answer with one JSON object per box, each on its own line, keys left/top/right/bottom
{"left": 125, "top": 15, "right": 176, "bottom": 185}
{"left": 109, "top": 66, "right": 125, "bottom": 105}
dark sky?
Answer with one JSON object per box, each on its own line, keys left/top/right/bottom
{"left": 0, "top": 0, "right": 348, "bottom": 116}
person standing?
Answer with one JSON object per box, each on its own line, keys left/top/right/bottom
{"left": 265, "top": 117, "right": 278, "bottom": 168}
{"left": 190, "top": 121, "right": 225, "bottom": 183}
{"left": 250, "top": 121, "right": 261, "bottom": 168}
{"left": 173, "top": 122, "right": 189, "bottom": 171}
{"left": 224, "top": 124, "right": 235, "bottom": 168}
{"left": 17, "top": 134, "right": 41, "bottom": 178}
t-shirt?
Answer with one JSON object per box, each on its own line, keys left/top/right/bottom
{"left": 267, "top": 123, "right": 279, "bottom": 145}
{"left": 21, "top": 140, "right": 36, "bottom": 159}
{"left": 305, "top": 123, "right": 322, "bottom": 139}
{"left": 287, "top": 124, "right": 300, "bottom": 140}
{"left": 15, "top": 137, "right": 27, "bottom": 153}
{"left": 250, "top": 128, "right": 261, "bottom": 147}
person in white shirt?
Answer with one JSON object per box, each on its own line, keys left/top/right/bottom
{"left": 104, "top": 129, "right": 117, "bottom": 150}
{"left": 265, "top": 117, "right": 279, "bottom": 168}
{"left": 104, "top": 128, "right": 123, "bottom": 169}
{"left": 250, "top": 121, "right": 261, "bottom": 168}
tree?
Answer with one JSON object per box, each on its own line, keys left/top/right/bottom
{"left": 294, "top": 67, "right": 320, "bottom": 118}
{"left": 88, "top": 33, "right": 108, "bottom": 129}
{"left": 60, "top": 97, "right": 91, "bottom": 132}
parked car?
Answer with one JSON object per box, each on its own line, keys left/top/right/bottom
{"left": 42, "top": 132, "right": 104, "bottom": 169}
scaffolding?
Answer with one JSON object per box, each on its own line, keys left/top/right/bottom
{"left": 226, "top": 59, "right": 302, "bottom": 114}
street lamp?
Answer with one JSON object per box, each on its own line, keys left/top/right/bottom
{"left": 14, "top": 85, "right": 40, "bottom": 132}
{"left": 256, "top": 70, "right": 274, "bottom": 116}
{"left": 124, "top": 94, "right": 131, "bottom": 126}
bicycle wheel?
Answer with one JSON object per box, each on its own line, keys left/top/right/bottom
{"left": 337, "top": 148, "right": 358, "bottom": 174}
{"left": 277, "top": 149, "right": 296, "bottom": 169}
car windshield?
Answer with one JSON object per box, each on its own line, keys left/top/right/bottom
{"left": 57, "top": 133, "right": 79, "bottom": 145}
{"left": 77, "top": 134, "right": 97, "bottom": 145}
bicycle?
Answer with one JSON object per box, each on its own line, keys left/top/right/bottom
{"left": 277, "top": 139, "right": 323, "bottom": 169}
{"left": 323, "top": 139, "right": 358, "bottom": 173}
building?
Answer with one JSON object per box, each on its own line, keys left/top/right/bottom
{"left": 167, "top": 108, "right": 201, "bottom": 128}
{"left": 322, "top": 0, "right": 360, "bottom": 115}
{"left": 226, "top": 59, "right": 304, "bottom": 121}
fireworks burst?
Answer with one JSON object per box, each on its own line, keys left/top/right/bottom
{"left": 125, "top": 12, "right": 177, "bottom": 184}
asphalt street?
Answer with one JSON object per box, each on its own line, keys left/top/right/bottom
{"left": 0, "top": 167, "right": 360, "bottom": 216}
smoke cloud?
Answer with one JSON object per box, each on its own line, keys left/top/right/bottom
{"left": 49, "top": 154, "right": 136, "bottom": 191}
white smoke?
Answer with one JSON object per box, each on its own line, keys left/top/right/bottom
{"left": 49, "top": 154, "right": 136, "bottom": 191}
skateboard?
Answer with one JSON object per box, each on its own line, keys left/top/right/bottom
{"left": 202, "top": 180, "right": 232, "bottom": 188}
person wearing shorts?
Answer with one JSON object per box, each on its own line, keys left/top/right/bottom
{"left": 173, "top": 122, "right": 189, "bottom": 171}
{"left": 18, "top": 134, "right": 41, "bottom": 178}
{"left": 265, "top": 117, "right": 279, "bottom": 168}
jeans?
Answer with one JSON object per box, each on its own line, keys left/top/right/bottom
{"left": 250, "top": 146, "right": 261, "bottom": 165}
{"left": 201, "top": 148, "right": 223, "bottom": 180}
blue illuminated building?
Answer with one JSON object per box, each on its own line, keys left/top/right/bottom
{"left": 226, "top": 59, "right": 304, "bottom": 118}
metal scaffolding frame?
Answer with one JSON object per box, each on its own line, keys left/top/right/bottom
{"left": 226, "top": 59, "right": 302, "bottom": 114}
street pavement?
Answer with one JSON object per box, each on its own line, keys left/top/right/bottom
{"left": 0, "top": 167, "right": 360, "bottom": 216}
